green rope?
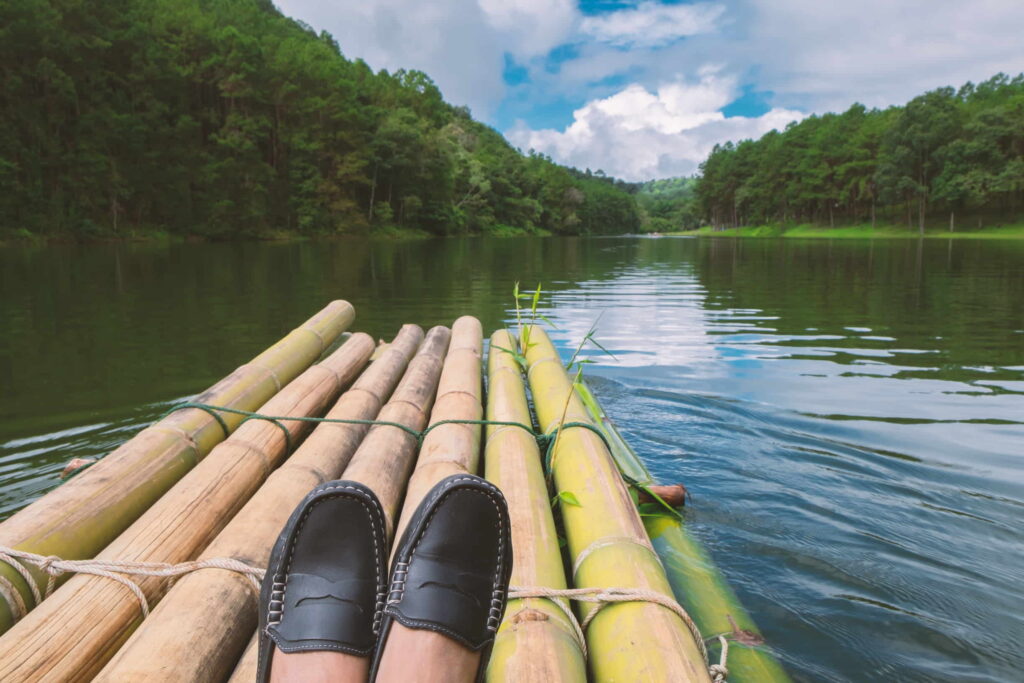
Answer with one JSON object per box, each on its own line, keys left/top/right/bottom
{"left": 541, "top": 421, "right": 612, "bottom": 472}
{"left": 168, "top": 402, "right": 231, "bottom": 438}
{"left": 62, "top": 403, "right": 613, "bottom": 481}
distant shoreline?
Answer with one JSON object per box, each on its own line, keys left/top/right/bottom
{"left": 668, "top": 223, "right": 1024, "bottom": 240}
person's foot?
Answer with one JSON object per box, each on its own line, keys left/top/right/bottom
{"left": 370, "top": 474, "right": 512, "bottom": 682}
{"left": 257, "top": 481, "right": 388, "bottom": 682}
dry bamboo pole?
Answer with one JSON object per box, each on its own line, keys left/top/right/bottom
{"left": 93, "top": 325, "right": 425, "bottom": 683}
{"left": 391, "top": 316, "right": 483, "bottom": 553}
{"left": 523, "top": 326, "right": 711, "bottom": 683}
{"left": 0, "top": 300, "right": 354, "bottom": 634}
{"left": 342, "top": 325, "right": 451, "bottom": 539}
{"left": 226, "top": 633, "right": 259, "bottom": 683}
{"left": 226, "top": 325, "right": 452, "bottom": 681}
{"left": 484, "top": 330, "right": 587, "bottom": 683}
{"left": 0, "top": 333, "right": 375, "bottom": 682}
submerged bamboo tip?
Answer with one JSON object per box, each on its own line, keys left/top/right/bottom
{"left": 640, "top": 484, "right": 688, "bottom": 508}
{"left": 60, "top": 458, "right": 96, "bottom": 480}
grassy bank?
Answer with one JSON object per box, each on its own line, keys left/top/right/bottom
{"left": 670, "top": 222, "right": 1024, "bottom": 239}
{"left": 0, "top": 222, "right": 561, "bottom": 246}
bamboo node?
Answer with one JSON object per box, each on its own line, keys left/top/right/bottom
{"left": 508, "top": 585, "right": 729, "bottom": 680}
{"left": 571, "top": 536, "right": 657, "bottom": 576}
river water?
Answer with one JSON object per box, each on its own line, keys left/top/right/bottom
{"left": 1, "top": 237, "right": 1022, "bottom": 681}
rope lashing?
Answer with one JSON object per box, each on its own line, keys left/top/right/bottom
{"left": 58, "top": 403, "right": 610, "bottom": 481}
{"left": 0, "top": 545, "right": 728, "bottom": 682}
{"left": 0, "top": 547, "right": 264, "bottom": 620}
{"left": 508, "top": 585, "right": 729, "bottom": 682}
{"left": 162, "top": 402, "right": 609, "bottom": 455}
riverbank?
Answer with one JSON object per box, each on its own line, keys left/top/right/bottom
{"left": 670, "top": 222, "right": 1024, "bottom": 239}
{"left": 0, "top": 222, "right": 560, "bottom": 247}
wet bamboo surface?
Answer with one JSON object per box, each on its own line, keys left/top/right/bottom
{"left": 0, "top": 333, "right": 375, "bottom": 682}
{"left": 93, "top": 325, "right": 425, "bottom": 683}
{"left": 0, "top": 300, "right": 354, "bottom": 634}
{"left": 391, "top": 316, "right": 483, "bottom": 553}
{"left": 524, "top": 326, "right": 712, "bottom": 683}
{"left": 484, "top": 330, "right": 587, "bottom": 683}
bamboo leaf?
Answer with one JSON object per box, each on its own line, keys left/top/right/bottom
{"left": 558, "top": 491, "right": 582, "bottom": 507}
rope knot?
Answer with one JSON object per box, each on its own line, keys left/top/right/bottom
{"left": 37, "top": 556, "right": 62, "bottom": 575}
{"left": 709, "top": 664, "right": 729, "bottom": 682}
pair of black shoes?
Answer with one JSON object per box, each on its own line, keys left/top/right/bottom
{"left": 256, "top": 475, "right": 512, "bottom": 682}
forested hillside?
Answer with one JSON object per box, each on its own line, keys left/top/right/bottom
{"left": 695, "top": 74, "right": 1024, "bottom": 233}
{"left": 0, "top": 0, "right": 640, "bottom": 240}
{"left": 635, "top": 177, "right": 700, "bottom": 232}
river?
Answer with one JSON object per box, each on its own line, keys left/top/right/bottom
{"left": 1, "top": 236, "right": 1022, "bottom": 681}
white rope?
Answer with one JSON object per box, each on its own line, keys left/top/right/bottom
{"left": 0, "top": 547, "right": 264, "bottom": 620}
{"left": 570, "top": 536, "right": 657, "bottom": 576}
{"left": 509, "top": 585, "right": 728, "bottom": 681}
{"left": 1, "top": 550, "right": 730, "bottom": 682}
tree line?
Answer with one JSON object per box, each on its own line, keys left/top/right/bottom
{"left": 694, "top": 74, "right": 1024, "bottom": 233}
{"left": 0, "top": 0, "right": 640, "bottom": 240}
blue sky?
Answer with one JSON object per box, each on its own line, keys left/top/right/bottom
{"left": 275, "top": 0, "right": 1024, "bottom": 180}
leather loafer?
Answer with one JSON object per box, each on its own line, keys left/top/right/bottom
{"left": 257, "top": 480, "right": 388, "bottom": 682}
{"left": 370, "top": 474, "right": 512, "bottom": 682}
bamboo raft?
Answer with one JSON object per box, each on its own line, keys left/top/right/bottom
{"left": 0, "top": 302, "right": 790, "bottom": 682}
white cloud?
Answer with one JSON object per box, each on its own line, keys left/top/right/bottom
{"left": 273, "top": 0, "right": 1024, "bottom": 180}
{"left": 273, "top": 0, "right": 576, "bottom": 118}
{"left": 580, "top": 1, "right": 725, "bottom": 48}
{"left": 508, "top": 72, "right": 803, "bottom": 180}
{"left": 477, "top": 0, "right": 577, "bottom": 57}
{"left": 734, "top": 0, "right": 1024, "bottom": 111}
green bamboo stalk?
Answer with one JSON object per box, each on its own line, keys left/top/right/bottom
{"left": 524, "top": 326, "right": 711, "bottom": 682}
{"left": 0, "top": 300, "right": 354, "bottom": 634}
{"left": 484, "top": 330, "right": 586, "bottom": 682}
{"left": 575, "top": 380, "right": 792, "bottom": 682}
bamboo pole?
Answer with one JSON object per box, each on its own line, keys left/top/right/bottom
{"left": 484, "top": 330, "right": 587, "bottom": 683}
{"left": 0, "top": 300, "right": 354, "bottom": 634}
{"left": 391, "top": 316, "right": 483, "bottom": 552}
{"left": 226, "top": 325, "right": 452, "bottom": 680}
{"left": 0, "top": 333, "right": 375, "bottom": 682}
{"left": 342, "top": 325, "right": 451, "bottom": 539}
{"left": 226, "top": 633, "right": 259, "bottom": 683}
{"left": 523, "top": 326, "right": 711, "bottom": 683}
{"left": 93, "top": 325, "right": 425, "bottom": 683}
{"left": 574, "top": 381, "right": 791, "bottom": 682}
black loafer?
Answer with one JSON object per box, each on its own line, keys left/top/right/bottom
{"left": 256, "top": 481, "right": 388, "bottom": 682}
{"left": 369, "top": 474, "right": 512, "bottom": 682}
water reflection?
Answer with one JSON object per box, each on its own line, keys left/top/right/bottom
{"left": 1, "top": 236, "right": 1022, "bottom": 681}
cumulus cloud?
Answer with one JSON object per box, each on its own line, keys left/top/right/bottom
{"left": 273, "top": 0, "right": 576, "bottom": 118}
{"left": 477, "top": 0, "right": 577, "bottom": 58}
{"left": 734, "top": 0, "right": 1024, "bottom": 111}
{"left": 508, "top": 72, "right": 803, "bottom": 180}
{"left": 580, "top": 1, "right": 725, "bottom": 48}
{"left": 274, "top": 0, "right": 1024, "bottom": 180}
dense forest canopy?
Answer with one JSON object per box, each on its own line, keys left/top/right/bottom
{"left": 2, "top": 0, "right": 1022, "bottom": 240}
{"left": 0, "top": 0, "right": 640, "bottom": 239}
{"left": 693, "top": 74, "right": 1024, "bottom": 233}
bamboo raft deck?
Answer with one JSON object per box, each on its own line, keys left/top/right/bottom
{"left": 0, "top": 302, "right": 790, "bottom": 682}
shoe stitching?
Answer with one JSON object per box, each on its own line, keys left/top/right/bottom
{"left": 391, "top": 477, "right": 509, "bottom": 642}
{"left": 268, "top": 484, "right": 387, "bottom": 638}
